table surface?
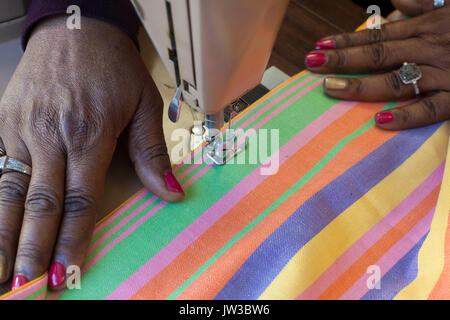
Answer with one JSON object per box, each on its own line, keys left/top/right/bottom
{"left": 0, "top": 0, "right": 367, "bottom": 296}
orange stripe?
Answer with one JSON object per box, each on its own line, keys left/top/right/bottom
{"left": 318, "top": 187, "right": 440, "bottom": 300}
{"left": 177, "top": 116, "right": 396, "bottom": 300}
{"left": 131, "top": 102, "right": 388, "bottom": 299}
{"left": 428, "top": 210, "right": 450, "bottom": 299}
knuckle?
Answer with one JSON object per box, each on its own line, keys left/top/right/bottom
{"left": 61, "top": 107, "right": 107, "bottom": 154}
{"left": 353, "top": 78, "right": 365, "bottom": 96}
{"left": 421, "top": 98, "right": 439, "bottom": 121}
{"left": 335, "top": 50, "right": 347, "bottom": 68}
{"left": 0, "top": 177, "right": 28, "bottom": 206}
{"left": 25, "top": 188, "right": 61, "bottom": 217}
{"left": 364, "top": 43, "right": 389, "bottom": 68}
{"left": 368, "top": 27, "right": 386, "bottom": 43}
{"left": 134, "top": 143, "right": 168, "bottom": 164}
{"left": 339, "top": 33, "right": 354, "bottom": 47}
{"left": 64, "top": 189, "right": 96, "bottom": 216}
{"left": 385, "top": 72, "right": 404, "bottom": 97}
{"left": 398, "top": 108, "right": 412, "bottom": 124}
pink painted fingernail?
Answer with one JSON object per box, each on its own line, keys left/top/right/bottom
{"left": 48, "top": 262, "right": 66, "bottom": 288}
{"left": 376, "top": 112, "right": 394, "bottom": 124}
{"left": 164, "top": 171, "right": 184, "bottom": 194}
{"left": 305, "top": 52, "right": 327, "bottom": 68}
{"left": 11, "top": 275, "right": 29, "bottom": 290}
{"left": 315, "top": 39, "right": 335, "bottom": 50}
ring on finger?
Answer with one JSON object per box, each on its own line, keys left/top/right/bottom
{"left": 0, "top": 155, "right": 32, "bottom": 176}
{"left": 398, "top": 62, "right": 422, "bottom": 96}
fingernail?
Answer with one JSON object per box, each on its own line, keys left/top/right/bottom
{"left": 376, "top": 112, "right": 394, "bottom": 124}
{"left": 324, "top": 77, "right": 348, "bottom": 90}
{"left": 305, "top": 52, "right": 327, "bottom": 68}
{"left": 164, "top": 171, "right": 184, "bottom": 194}
{"left": 11, "top": 275, "right": 29, "bottom": 291}
{"left": 0, "top": 254, "right": 7, "bottom": 281}
{"left": 315, "top": 39, "right": 335, "bottom": 50}
{"left": 49, "top": 262, "right": 66, "bottom": 288}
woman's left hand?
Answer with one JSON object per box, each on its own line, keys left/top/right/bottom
{"left": 306, "top": 2, "right": 449, "bottom": 130}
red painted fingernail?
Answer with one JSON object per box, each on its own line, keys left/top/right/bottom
{"left": 164, "top": 171, "right": 184, "bottom": 194}
{"left": 11, "top": 275, "right": 29, "bottom": 290}
{"left": 315, "top": 39, "right": 335, "bottom": 50}
{"left": 376, "top": 112, "right": 394, "bottom": 124}
{"left": 49, "top": 262, "right": 66, "bottom": 288}
{"left": 305, "top": 52, "right": 327, "bottom": 68}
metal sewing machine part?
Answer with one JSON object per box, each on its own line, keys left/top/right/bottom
{"left": 132, "top": 0, "right": 289, "bottom": 165}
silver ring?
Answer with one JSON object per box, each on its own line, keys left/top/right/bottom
{"left": 0, "top": 147, "right": 5, "bottom": 157}
{"left": 434, "top": 0, "right": 445, "bottom": 9}
{"left": 0, "top": 156, "right": 32, "bottom": 176}
{"left": 398, "top": 62, "right": 422, "bottom": 96}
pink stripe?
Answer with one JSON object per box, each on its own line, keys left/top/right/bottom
{"left": 236, "top": 80, "right": 323, "bottom": 148}
{"left": 236, "top": 74, "right": 320, "bottom": 131}
{"left": 84, "top": 75, "right": 325, "bottom": 275}
{"left": 177, "top": 164, "right": 201, "bottom": 181}
{"left": 88, "top": 196, "right": 158, "bottom": 255}
{"left": 44, "top": 74, "right": 327, "bottom": 304}
{"left": 4, "top": 275, "right": 48, "bottom": 300}
{"left": 107, "top": 100, "right": 359, "bottom": 300}
{"left": 83, "top": 201, "right": 167, "bottom": 272}
{"left": 297, "top": 163, "right": 445, "bottom": 300}
{"left": 175, "top": 72, "right": 313, "bottom": 167}
{"left": 35, "top": 292, "right": 47, "bottom": 300}
{"left": 93, "top": 190, "right": 148, "bottom": 236}
{"left": 340, "top": 208, "right": 435, "bottom": 300}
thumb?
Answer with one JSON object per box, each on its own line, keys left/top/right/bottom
{"left": 128, "top": 79, "right": 185, "bottom": 203}
{"left": 391, "top": 0, "right": 436, "bottom": 16}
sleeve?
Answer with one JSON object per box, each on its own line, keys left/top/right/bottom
{"left": 22, "top": 0, "right": 141, "bottom": 50}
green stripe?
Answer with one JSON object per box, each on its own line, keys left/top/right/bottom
{"left": 174, "top": 73, "right": 320, "bottom": 174}
{"left": 89, "top": 75, "right": 322, "bottom": 259}
{"left": 90, "top": 192, "right": 154, "bottom": 244}
{"left": 85, "top": 198, "right": 164, "bottom": 263}
{"left": 57, "top": 84, "right": 346, "bottom": 299}
{"left": 179, "top": 74, "right": 323, "bottom": 183}
{"left": 24, "top": 285, "right": 46, "bottom": 300}
{"left": 167, "top": 102, "right": 397, "bottom": 299}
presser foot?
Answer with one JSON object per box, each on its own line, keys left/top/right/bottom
{"left": 205, "top": 133, "right": 246, "bottom": 166}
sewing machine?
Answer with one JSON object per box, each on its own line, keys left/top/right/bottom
{"left": 132, "top": 0, "right": 289, "bottom": 164}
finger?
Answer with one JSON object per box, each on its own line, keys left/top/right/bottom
{"left": 128, "top": 78, "right": 184, "bottom": 203}
{"left": 374, "top": 91, "right": 450, "bottom": 130}
{"left": 307, "top": 38, "right": 437, "bottom": 74}
{"left": 322, "top": 65, "right": 447, "bottom": 101}
{"left": 392, "top": 0, "right": 437, "bottom": 16}
{"left": 0, "top": 137, "right": 31, "bottom": 284}
{"left": 49, "top": 144, "right": 114, "bottom": 290}
{"left": 314, "top": 18, "right": 419, "bottom": 51}
{"left": 12, "top": 150, "right": 65, "bottom": 290}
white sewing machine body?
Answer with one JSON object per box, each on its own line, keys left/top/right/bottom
{"left": 132, "top": 0, "right": 288, "bottom": 117}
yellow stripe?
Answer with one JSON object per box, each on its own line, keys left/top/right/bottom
{"left": 259, "top": 123, "right": 449, "bottom": 300}
{"left": 395, "top": 122, "right": 450, "bottom": 300}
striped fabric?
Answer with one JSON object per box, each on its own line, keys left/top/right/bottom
{"left": 1, "top": 67, "right": 448, "bottom": 300}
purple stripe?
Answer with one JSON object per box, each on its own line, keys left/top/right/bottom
{"left": 106, "top": 100, "right": 358, "bottom": 300}
{"left": 296, "top": 162, "right": 444, "bottom": 299}
{"left": 340, "top": 208, "right": 435, "bottom": 300}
